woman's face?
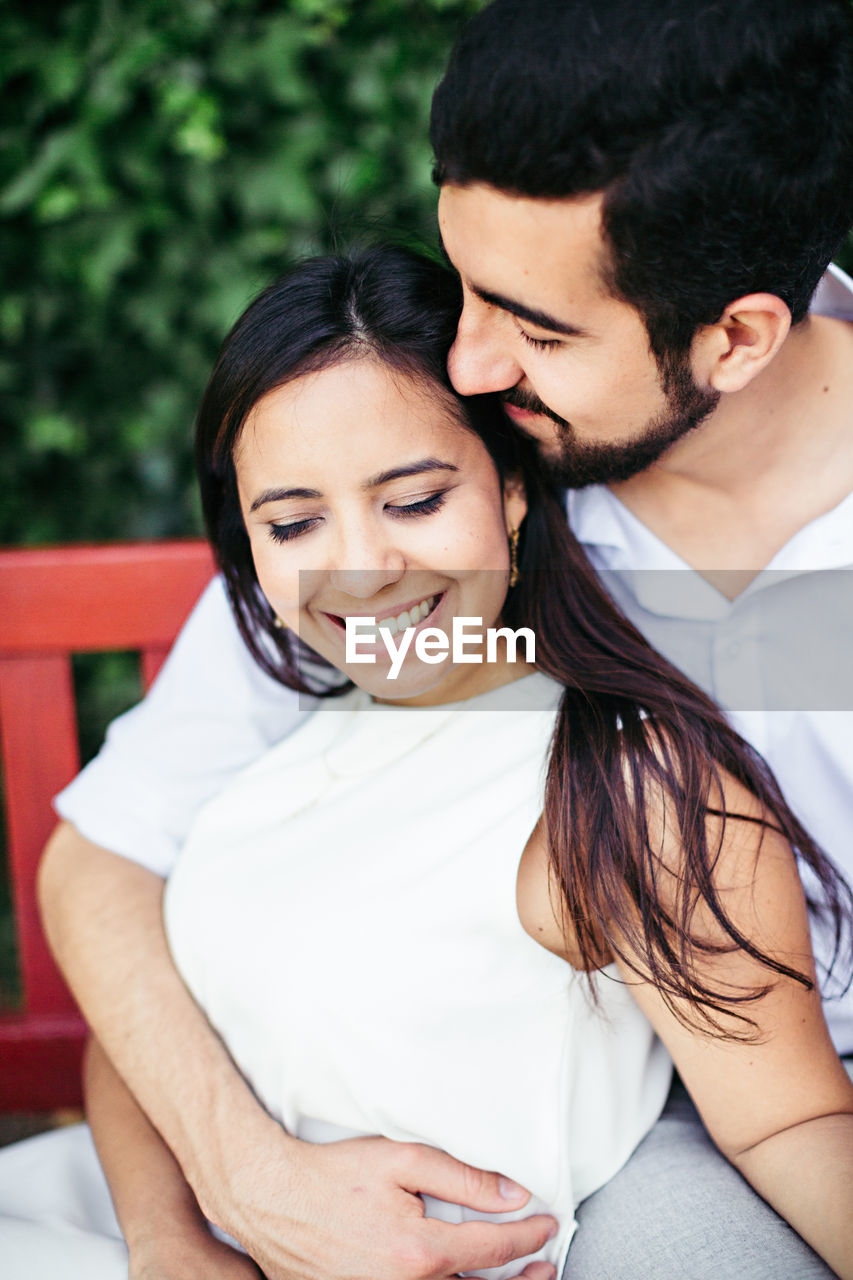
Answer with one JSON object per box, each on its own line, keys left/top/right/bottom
{"left": 236, "top": 356, "right": 529, "bottom": 704}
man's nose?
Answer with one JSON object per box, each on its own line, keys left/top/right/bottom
{"left": 447, "top": 303, "right": 524, "bottom": 396}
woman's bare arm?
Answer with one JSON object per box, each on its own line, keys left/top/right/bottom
{"left": 84, "top": 1037, "right": 263, "bottom": 1279}
{"left": 518, "top": 763, "right": 853, "bottom": 1275}
{"left": 615, "top": 775, "right": 853, "bottom": 1279}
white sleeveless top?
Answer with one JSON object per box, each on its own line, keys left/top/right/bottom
{"left": 164, "top": 672, "right": 672, "bottom": 1278}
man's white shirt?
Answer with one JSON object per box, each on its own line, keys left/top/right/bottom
{"left": 57, "top": 264, "right": 853, "bottom": 1053}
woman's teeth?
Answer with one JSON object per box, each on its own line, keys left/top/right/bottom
{"left": 352, "top": 595, "right": 438, "bottom": 638}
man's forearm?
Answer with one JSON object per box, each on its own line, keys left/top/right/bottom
{"left": 38, "top": 822, "right": 290, "bottom": 1222}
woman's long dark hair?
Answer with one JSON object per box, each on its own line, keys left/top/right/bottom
{"left": 196, "top": 245, "right": 852, "bottom": 1037}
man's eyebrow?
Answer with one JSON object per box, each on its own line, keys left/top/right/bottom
{"left": 249, "top": 460, "right": 458, "bottom": 512}
{"left": 471, "top": 284, "right": 587, "bottom": 337}
{"left": 437, "top": 231, "right": 585, "bottom": 335}
{"left": 437, "top": 232, "right": 581, "bottom": 334}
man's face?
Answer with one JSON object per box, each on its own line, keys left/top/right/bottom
{"left": 438, "top": 183, "right": 719, "bottom": 487}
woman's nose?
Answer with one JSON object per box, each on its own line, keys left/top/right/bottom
{"left": 447, "top": 301, "right": 524, "bottom": 397}
{"left": 327, "top": 523, "right": 406, "bottom": 599}
{"left": 328, "top": 566, "right": 404, "bottom": 599}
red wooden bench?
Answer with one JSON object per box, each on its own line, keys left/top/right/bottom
{"left": 0, "top": 541, "right": 215, "bottom": 1110}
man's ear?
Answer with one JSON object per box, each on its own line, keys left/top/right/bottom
{"left": 503, "top": 473, "right": 528, "bottom": 532}
{"left": 692, "top": 293, "right": 791, "bottom": 393}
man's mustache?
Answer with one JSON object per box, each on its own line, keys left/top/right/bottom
{"left": 502, "top": 387, "right": 569, "bottom": 430}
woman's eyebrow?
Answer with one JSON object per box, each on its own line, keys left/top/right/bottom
{"left": 249, "top": 460, "right": 459, "bottom": 512}
{"left": 364, "top": 458, "right": 459, "bottom": 488}
{"left": 250, "top": 486, "right": 319, "bottom": 511}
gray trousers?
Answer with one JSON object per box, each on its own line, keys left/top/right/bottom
{"left": 563, "top": 1063, "right": 853, "bottom": 1280}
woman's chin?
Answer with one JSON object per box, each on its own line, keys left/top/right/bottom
{"left": 345, "top": 658, "right": 455, "bottom": 705}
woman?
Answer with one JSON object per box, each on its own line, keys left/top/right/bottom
{"left": 1, "top": 246, "right": 851, "bottom": 1280}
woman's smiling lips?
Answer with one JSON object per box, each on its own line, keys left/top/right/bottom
{"left": 321, "top": 591, "right": 446, "bottom": 649}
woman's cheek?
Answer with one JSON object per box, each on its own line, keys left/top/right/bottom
{"left": 251, "top": 553, "right": 299, "bottom": 624}
{"left": 436, "top": 501, "right": 503, "bottom": 564}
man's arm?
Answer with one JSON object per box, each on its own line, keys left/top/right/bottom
{"left": 39, "top": 823, "right": 559, "bottom": 1280}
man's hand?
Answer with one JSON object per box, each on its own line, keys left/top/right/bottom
{"left": 205, "top": 1126, "right": 558, "bottom": 1280}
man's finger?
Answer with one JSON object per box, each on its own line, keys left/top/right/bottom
{"left": 394, "top": 1143, "right": 533, "bottom": 1211}
{"left": 515, "top": 1262, "right": 558, "bottom": 1280}
{"left": 427, "top": 1214, "right": 559, "bottom": 1274}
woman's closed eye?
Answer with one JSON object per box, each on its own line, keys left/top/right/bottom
{"left": 268, "top": 517, "right": 321, "bottom": 544}
{"left": 267, "top": 491, "right": 448, "bottom": 544}
{"left": 385, "top": 490, "right": 448, "bottom": 519}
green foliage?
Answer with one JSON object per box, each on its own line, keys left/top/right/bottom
{"left": 1, "top": 0, "right": 481, "bottom": 547}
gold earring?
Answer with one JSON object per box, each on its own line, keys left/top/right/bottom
{"left": 508, "top": 526, "right": 520, "bottom": 588}
{"left": 273, "top": 615, "right": 284, "bottom": 630}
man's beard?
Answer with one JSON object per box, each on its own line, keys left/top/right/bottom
{"left": 503, "top": 353, "right": 720, "bottom": 489}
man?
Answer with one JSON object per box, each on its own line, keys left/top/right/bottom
{"left": 38, "top": 2, "right": 853, "bottom": 1277}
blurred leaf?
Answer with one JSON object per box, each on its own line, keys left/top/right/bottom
{"left": 35, "top": 183, "right": 83, "bottom": 222}
{"left": 174, "top": 94, "right": 225, "bottom": 160}
{"left": 25, "top": 411, "right": 86, "bottom": 456}
{"left": 0, "top": 128, "right": 77, "bottom": 214}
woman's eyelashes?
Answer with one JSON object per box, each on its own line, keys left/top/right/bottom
{"left": 266, "top": 490, "right": 449, "bottom": 544}
{"left": 386, "top": 490, "right": 448, "bottom": 519}
{"left": 268, "top": 517, "right": 320, "bottom": 544}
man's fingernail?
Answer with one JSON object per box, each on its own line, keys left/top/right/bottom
{"left": 498, "top": 1176, "right": 526, "bottom": 1200}
{"left": 547, "top": 1221, "right": 559, "bottom": 1240}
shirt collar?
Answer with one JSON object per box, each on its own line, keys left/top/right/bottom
{"left": 812, "top": 261, "right": 853, "bottom": 320}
